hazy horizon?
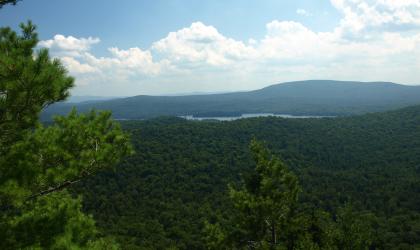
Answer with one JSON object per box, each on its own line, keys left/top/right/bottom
{"left": 68, "top": 79, "right": 420, "bottom": 98}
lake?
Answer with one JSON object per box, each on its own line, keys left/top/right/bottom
{"left": 180, "top": 113, "right": 334, "bottom": 121}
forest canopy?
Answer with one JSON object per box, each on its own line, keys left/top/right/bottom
{"left": 79, "top": 105, "right": 420, "bottom": 249}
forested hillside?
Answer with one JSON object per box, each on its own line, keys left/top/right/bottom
{"left": 43, "top": 80, "right": 420, "bottom": 120}
{"left": 4, "top": 0, "right": 420, "bottom": 249}
{"left": 77, "top": 105, "right": 420, "bottom": 249}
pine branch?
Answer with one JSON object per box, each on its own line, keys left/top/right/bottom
{"left": 27, "top": 179, "right": 82, "bottom": 200}
{"left": 27, "top": 160, "right": 98, "bottom": 200}
{"left": 0, "top": 0, "right": 21, "bottom": 8}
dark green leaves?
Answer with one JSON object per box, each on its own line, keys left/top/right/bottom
{"left": 1, "top": 109, "right": 133, "bottom": 202}
{"left": 224, "top": 140, "right": 301, "bottom": 249}
{"left": 0, "top": 21, "right": 131, "bottom": 249}
{"left": 0, "top": 21, "right": 74, "bottom": 148}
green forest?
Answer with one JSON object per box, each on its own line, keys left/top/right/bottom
{"left": 2, "top": 1, "right": 420, "bottom": 249}
{"left": 78, "top": 106, "right": 420, "bottom": 249}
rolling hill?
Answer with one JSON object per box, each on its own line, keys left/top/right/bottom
{"left": 42, "top": 80, "right": 420, "bottom": 120}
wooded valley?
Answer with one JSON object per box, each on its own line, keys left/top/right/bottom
{"left": 77, "top": 105, "right": 420, "bottom": 249}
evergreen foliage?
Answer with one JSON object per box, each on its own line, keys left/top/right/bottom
{"left": 226, "top": 140, "right": 301, "bottom": 249}
{"left": 205, "top": 140, "right": 373, "bottom": 250}
{"left": 0, "top": 22, "right": 132, "bottom": 249}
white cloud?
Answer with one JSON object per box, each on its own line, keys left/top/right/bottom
{"left": 39, "top": 35, "right": 170, "bottom": 85}
{"left": 296, "top": 8, "right": 312, "bottom": 17}
{"left": 61, "top": 56, "right": 98, "bottom": 74}
{"left": 39, "top": 35, "right": 100, "bottom": 57}
{"left": 107, "top": 47, "right": 163, "bottom": 75}
{"left": 38, "top": 0, "right": 420, "bottom": 95}
{"left": 152, "top": 22, "right": 257, "bottom": 67}
{"left": 332, "top": 0, "right": 420, "bottom": 38}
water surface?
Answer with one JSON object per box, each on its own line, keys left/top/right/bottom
{"left": 180, "top": 113, "right": 334, "bottom": 121}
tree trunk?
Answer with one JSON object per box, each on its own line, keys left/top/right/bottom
{"left": 271, "top": 222, "right": 277, "bottom": 249}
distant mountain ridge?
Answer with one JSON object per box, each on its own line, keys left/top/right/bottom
{"left": 65, "top": 96, "right": 121, "bottom": 103}
{"left": 42, "top": 80, "right": 420, "bottom": 120}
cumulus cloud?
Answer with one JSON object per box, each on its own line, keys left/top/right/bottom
{"left": 332, "top": 0, "right": 420, "bottom": 38}
{"left": 152, "top": 22, "right": 257, "bottom": 67}
{"left": 107, "top": 47, "right": 163, "bottom": 75}
{"left": 260, "top": 21, "right": 333, "bottom": 61}
{"left": 39, "top": 36, "right": 169, "bottom": 85}
{"left": 60, "top": 56, "right": 98, "bottom": 74}
{"left": 39, "top": 35, "right": 100, "bottom": 57}
{"left": 38, "top": 0, "right": 420, "bottom": 95}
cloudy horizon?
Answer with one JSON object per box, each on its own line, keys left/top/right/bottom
{"left": 3, "top": 0, "right": 420, "bottom": 96}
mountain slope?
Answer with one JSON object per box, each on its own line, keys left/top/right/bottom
{"left": 65, "top": 96, "right": 120, "bottom": 103}
{"left": 43, "top": 80, "right": 420, "bottom": 119}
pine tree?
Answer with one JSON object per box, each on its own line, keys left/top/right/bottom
{"left": 0, "top": 22, "right": 132, "bottom": 249}
{"left": 205, "top": 139, "right": 303, "bottom": 249}
{"left": 229, "top": 139, "right": 300, "bottom": 249}
{"left": 205, "top": 140, "right": 375, "bottom": 250}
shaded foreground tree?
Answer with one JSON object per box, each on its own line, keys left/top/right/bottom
{"left": 0, "top": 22, "right": 133, "bottom": 249}
{"left": 205, "top": 140, "right": 374, "bottom": 250}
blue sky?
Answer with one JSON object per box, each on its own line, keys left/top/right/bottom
{"left": 2, "top": 0, "right": 340, "bottom": 48}
{"left": 2, "top": 0, "right": 420, "bottom": 96}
